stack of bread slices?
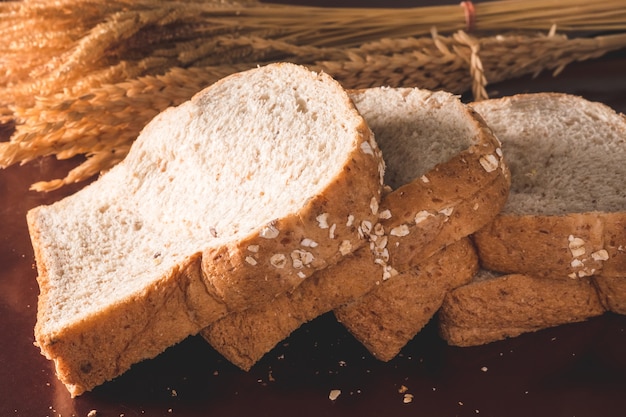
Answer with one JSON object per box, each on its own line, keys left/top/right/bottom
{"left": 27, "top": 63, "right": 625, "bottom": 396}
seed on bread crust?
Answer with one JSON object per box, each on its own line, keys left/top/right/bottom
{"left": 382, "top": 264, "right": 398, "bottom": 281}
{"left": 247, "top": 245, "right": 260, "bottom": 253}
{"left": 414, "top": 210, "right": 434, "bottom": 224}
{"left": 374, "top": 235, "right": 389, "bottom": 250}
{"left": 479, "top": 154, "right": 499, "bottom": 172}
{"left": 290, "top": 249, "right": 314, "bottom": 268}
{"left": 259, "top": 222, "right": 279, "bottom": 239}
{"left": 439, "top": 207, "right": 454, "bottom": 217}
{"left": 568, "top": 235, "right": 586, "bottom": 257}
{"left": 359, "top": 220, "right": 373, "bottom": 238}
{"left": 346, "top": 214, "right": 355, "bottom": 227}
{"left": 270, "top": 254, "right": 287, "bottom": 268}
{"left": 370, "top": 197, "right": 379, "bottom": 215}
{"left": 591, "top": 249, "right": 609, "bottom": 261}
{"left": 300, "top": 238, "right": 318, "bottom": 248}
{"left": 245, "top": 256, "right": 258, "bottom": 266}
{"left": 390, "top": 224, "right": 410, "bottom": 237}
{"left": 378, "top": 209, "right": 392, "bottom": 220}
{"left": 360, "top": 141, "right": 374, "bottom": 156}
{"left": 339, "top": 240, "right": 352, "bottom": 255}
{"left": 571, "top": 259, "right": 584, "bottom": 268}
{"left": 378, "top": 247, "right": 390, "bottom": 262}
{"left": 316, "top": 213, "right": 330, "bottom": 229}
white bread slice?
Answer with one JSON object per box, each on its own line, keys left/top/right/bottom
{"left": 202, "top": 87, "right": 510, "bottom": 369}
{"left": 27, "top": 63, "right": 384, "bottom": 396}
{"left": 471, "top": 93, "right": 626, "bottom": 282}
{"left": 439, "top": 270, "right": 605, "bottom": 347}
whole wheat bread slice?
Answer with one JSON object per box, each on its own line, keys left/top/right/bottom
{"left": 438, "top": 270, "right": 605, "bottom": 347}
{"left": 28, "top": 63, "right": 384, "bottom": 396}
{"left": 471, "top": 94, "right": 626, "bottom": 279}
{"left": 470, "top": 93, "right": 626, "bottom": 313}
{"left": 202, "top": 87, "right": 510, "bottom": 369}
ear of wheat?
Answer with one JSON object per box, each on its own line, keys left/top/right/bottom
{"left": 1, "top": 0, "right": 625, "bottom": 191}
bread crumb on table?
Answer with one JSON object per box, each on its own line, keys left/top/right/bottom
{"left": 87, "top": 410, "right": 98, "bottom": 417}
{"left": 329, "top": 389, "right": 341, "bottom": 401}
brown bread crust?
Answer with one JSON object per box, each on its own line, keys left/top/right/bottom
{"left": 203, "top": 243, "right": 389, "bottom": 370}
{"left": 593, "top": 275, "right": 626, "bottom": 314}
{"left": 438, "top": 273, "right": 606, "bottom": 347}
{"left": 474, "top": 212, "right": 626, "bottom": 281}
{"left": 203, "top": 238, "right": 476, "bottom": 370}
{"left": 335, "top": 238, "right": 478, "bottom": 361}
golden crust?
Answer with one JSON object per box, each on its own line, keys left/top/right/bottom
{"left": 474, "top": 210, "right": 626, "bottom": 281}
{"left": 593, "top": 275, "right": 626, "bottom": 314}
{"left": 439, "top": 273, "right": 606, "bottom": 347}
{"left": 335, "top": 238, "right": 478, "bottom": 361}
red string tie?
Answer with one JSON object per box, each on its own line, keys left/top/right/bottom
{"left": 460, "top": 1, "right": 476, "bottom": 32}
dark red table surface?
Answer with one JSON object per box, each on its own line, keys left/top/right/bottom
{"left": 2, "top": 2, "right": 626, "bottom": 416}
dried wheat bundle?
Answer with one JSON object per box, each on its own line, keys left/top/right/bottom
{"left": 3, "top": 0, "right": 625, "bottom": 109}
{"left": 1, "top": 0, "right": 626, "bottom": 191}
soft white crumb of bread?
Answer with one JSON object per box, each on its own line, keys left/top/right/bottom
{"left": 31, "top": 63, "right": 368, "bottom": 334}
{"left": 351, "top": 87, "right": 476, "bottom": 189}
{"left": 471, "top": 93, "right": 626, "bottom": 215}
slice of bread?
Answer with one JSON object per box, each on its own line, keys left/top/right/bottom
{"left": 28, "top": 63, "right": 384, "bottom": 396}
{"left": 439, "top": 270, "right": 605, "bottom": 347}
{"left": 471, "top": 93, "right": 626, "bottom": 281}
{"left": 470, "top": 93, "right": 626, "bottom": 315}
{"left": 334, "top": 238, "right": 478, "bottom": 361}
{"left": 202, "top": 87, "right": 510, "bottom": 369}
{"left": 357, "top": 88, "right": 510, "bottom": 272}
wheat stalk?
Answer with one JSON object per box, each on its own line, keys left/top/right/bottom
{"left": 3, "top": 0, "right": 625, "bottom": 107}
